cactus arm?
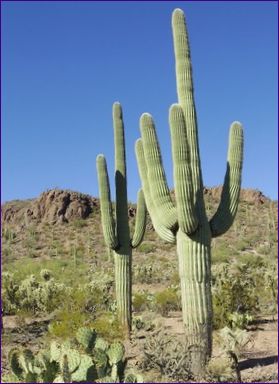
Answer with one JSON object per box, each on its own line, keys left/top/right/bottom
{"left": 135, "top": 139, "right": 176, "bottom": 243}
{"left": 169, "top": 104, "right": 199, "bottom": 234}
{"left": 140, "top": 113, "right": 178, "bottom": 230}
{"left": 172, "top": 9, "right": 203, "bottom": 195}
{"left": 96, "top": 155, "right": 118, "bottom": 249}
{"left": 209, "top": 122, "right": 244, "bottom": 237}
{"left": 113, "top": 102, "right": 130, "bottom": 248}
{"left": 131, "top": 189, "right": 147, "bottom": 248}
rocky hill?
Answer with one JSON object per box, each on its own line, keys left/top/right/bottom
{"left": 1, "top": 187, "right": 278, "bottom": 383}
{"left": 1, "top": 187, "right": 270, "bottom": 226}
{"left": 1, "top": 187, "right": 277, "bottom": 266}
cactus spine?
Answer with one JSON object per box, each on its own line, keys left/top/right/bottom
{"left": 97, "top": 102, "right": 146, "bottom": 333}
{"left": 135, "top": 9, "right": 244, "bottom": 374}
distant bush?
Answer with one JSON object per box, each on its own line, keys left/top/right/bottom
{"left": 2, "top": 227, "right": 16, "bottom": 242}
{"left": 154, "top": 287, "right": 180, "bottom": 316}
{"left": 133, "top": 292, "right": 150, "bottom": 312}
{"left": 2, "top": 271, "right": 68, "bottom": 315}
{"left": 137, "top": 242, "right": 156, "bottom": 254}
{"left": 72, "top": 219, "right": 88, "bottom": 228}
{"left": 133, "top": 260, "right": 176, "bottom": 284}
{"left": 92, "top": 313, "right": 125, "bottom": 342}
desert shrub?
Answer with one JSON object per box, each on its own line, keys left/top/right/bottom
{"left": 237, "top": 253, "right": 265, "bottom": 268}
{"left": 256, "top": 243, "right": 272, "bottom": 255}
{"left": 85, "top": 271, "right": 114, "bottom": 311}
{"left": 137, "top": 242, "right": 156, "bottom": 254}
{"left": 20, "top": 274, "right": 67, "bottom": 314}
{"left": 142, "top": 329, "right": 193, "bottom": 381}
{"left": 132, "top": 314, "right": 155, "bottom": 333}
{"left": 206, "top": 356, "right": 236, "bottom": 382}
{"left": 91, "top": 313, "right": 125, "bottom": 342}
{"left": 228, "top": 312, "right": 253, "bottom": 329}
{"left": 133, "top": 260, "right": 176, "bottom": 284}
{"left": 263, "top": 263, "right": 278, "bottom": 312}
{"left": 132, "top": 292, "right": 150, "bottom": 312}
{"left": 2, "top": 227, "right": 16, "bottom": 242}
{"left": 48, "top": 308, "right": 89, "bottom": 339}
{"left": 154, "top": 287, "right": 180, "bottom": 316}
{"left": 2, "top": 271, "right": 68, "bottom": 315}
{"left": 72, "top": 219, "right": 88, "bottom": 228}
{"left": 48, "top": 284, "right": 106, "bottom": 340}
{"left": 216, "top": 326, "right": 254, "bottom": 382}
{"left": 133, "top": 264, "right": 154, "bottom": 284}
{"left": 212, "top": 263, "right": 259, "bottom": 329}
{"left": 4, "top": 258, "right": 89, "bottom": 286}
{"left": 211, "top": 243, "right": 234, "bottom": 264}
{"left": 2, "top": 272, "right": 20, "bottom": 315}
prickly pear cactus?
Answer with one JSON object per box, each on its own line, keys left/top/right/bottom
{"left": 8, "top": 328, "right": 143, "bottom": 383}
{"left": 76, "top": 327, "right": 96, "bottom": 351}
{"left": 94, "top": 349, "right": 109, "bottom": 377}
{"left": 107, "top": 341, "right": 125, "bottom": 381}
{"left": 95, "top": 337, "right": 109, "bottom": 352}
{"left": 135, "top": 8, "right": 244, "bottom": 375}
{"left": 9, "top": 347, "right": 59, "bottom": 383}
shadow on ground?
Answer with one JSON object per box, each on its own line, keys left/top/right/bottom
{"left": 239, "top": 355, "right": 278, "bottom": 370}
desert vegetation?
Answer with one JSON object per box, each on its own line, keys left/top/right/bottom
{"left": 1, "top": 186, "right": 277, "bottom": 382}
{"left": 1, "top": 7, "right": 277, "bottom": 384}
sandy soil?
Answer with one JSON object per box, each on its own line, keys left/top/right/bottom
{"left": 1, "top": 313, "right": 278, "bottom": 383}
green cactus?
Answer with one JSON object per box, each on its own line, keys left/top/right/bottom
{"left": 135, "top": 8, "right": 244, "bottom": 375}
{"left": 94, "top": 348, "right": 109, "bottom": 377}
{"left": 8, "top": 328, "right": 143, "bottom": 383}
{"left": 50, "top": 339, "right": 96, "bottom": 382}
{"left": 9, "top": 348, "right": 23, "bottom": 378}
{"left": 97, "top": 102, "right": 147, "bottom": 333}
{"left": 76, "top": 327, "right": 97, "bottom": 352}
{"left": 107, "top": 341, "right": 125, "bottom": 381}
{"left": 9, "top": 347, "right": 59, "bottom": 383}
{"left": 95, "top": 337, "right": 110, "bottom": 352}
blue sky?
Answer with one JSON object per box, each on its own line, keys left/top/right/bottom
{"left": 2, "top": 1, "right": 278, "bottom": 203}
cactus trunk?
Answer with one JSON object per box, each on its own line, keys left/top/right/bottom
{"left": 97, "top": 103, "right": 146, "bottom": 334}
{"left": 177, "top": 229, "right": 212, "bottom": 375}
{"left": 135, "top": 8, "right": 244, "bottom": 376}
{"left": 114, "top": 250, "right": 132, "bottom": 333}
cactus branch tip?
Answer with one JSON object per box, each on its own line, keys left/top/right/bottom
{"left": 140, "top": 112, "right": 153, "bottom": 121}
{"left": 172, "top": 8, "right": 186, "bottom": 23}
{"left": 135, "top": 138, "right": 143, "bottom": 153}
{"left": 230, "top": 121, "right": 244, "bottom": 135}
{"left": 172, "top": 8, "right": 184, "bottom": 17}
{"left": 97, "top": 154, "right": 105, "bottom": 161}
{"left": 231, "top": 121, "right": 243, "bottom": 128}
{"left": 169, "top": 103, "right": 184, "bottom": 116}
{"left": 113, "top": 102, "right": 122, "bottom": 117}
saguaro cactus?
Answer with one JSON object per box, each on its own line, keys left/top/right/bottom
{"left": 135, "top": 9, "right": 244, "bottom": 374}
{"left": 97, "top": 102, "right": 146, "bottom": 333}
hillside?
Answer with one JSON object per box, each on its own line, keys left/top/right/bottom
{"left": 1, "top": 187, "right": 278, "bottom": 383}
{"left": 1, "top": 187, "right": 277, "bottom": 267}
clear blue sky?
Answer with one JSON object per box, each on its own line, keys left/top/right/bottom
{"left": 2, "top": 1, "right": 278, "bottom": 203}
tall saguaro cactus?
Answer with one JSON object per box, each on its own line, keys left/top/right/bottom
{"left": 135, "top": 9, "right": 244, "bottom": 374}
{"left": 97, "top": 102, "right": 146, "bottom": 334}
